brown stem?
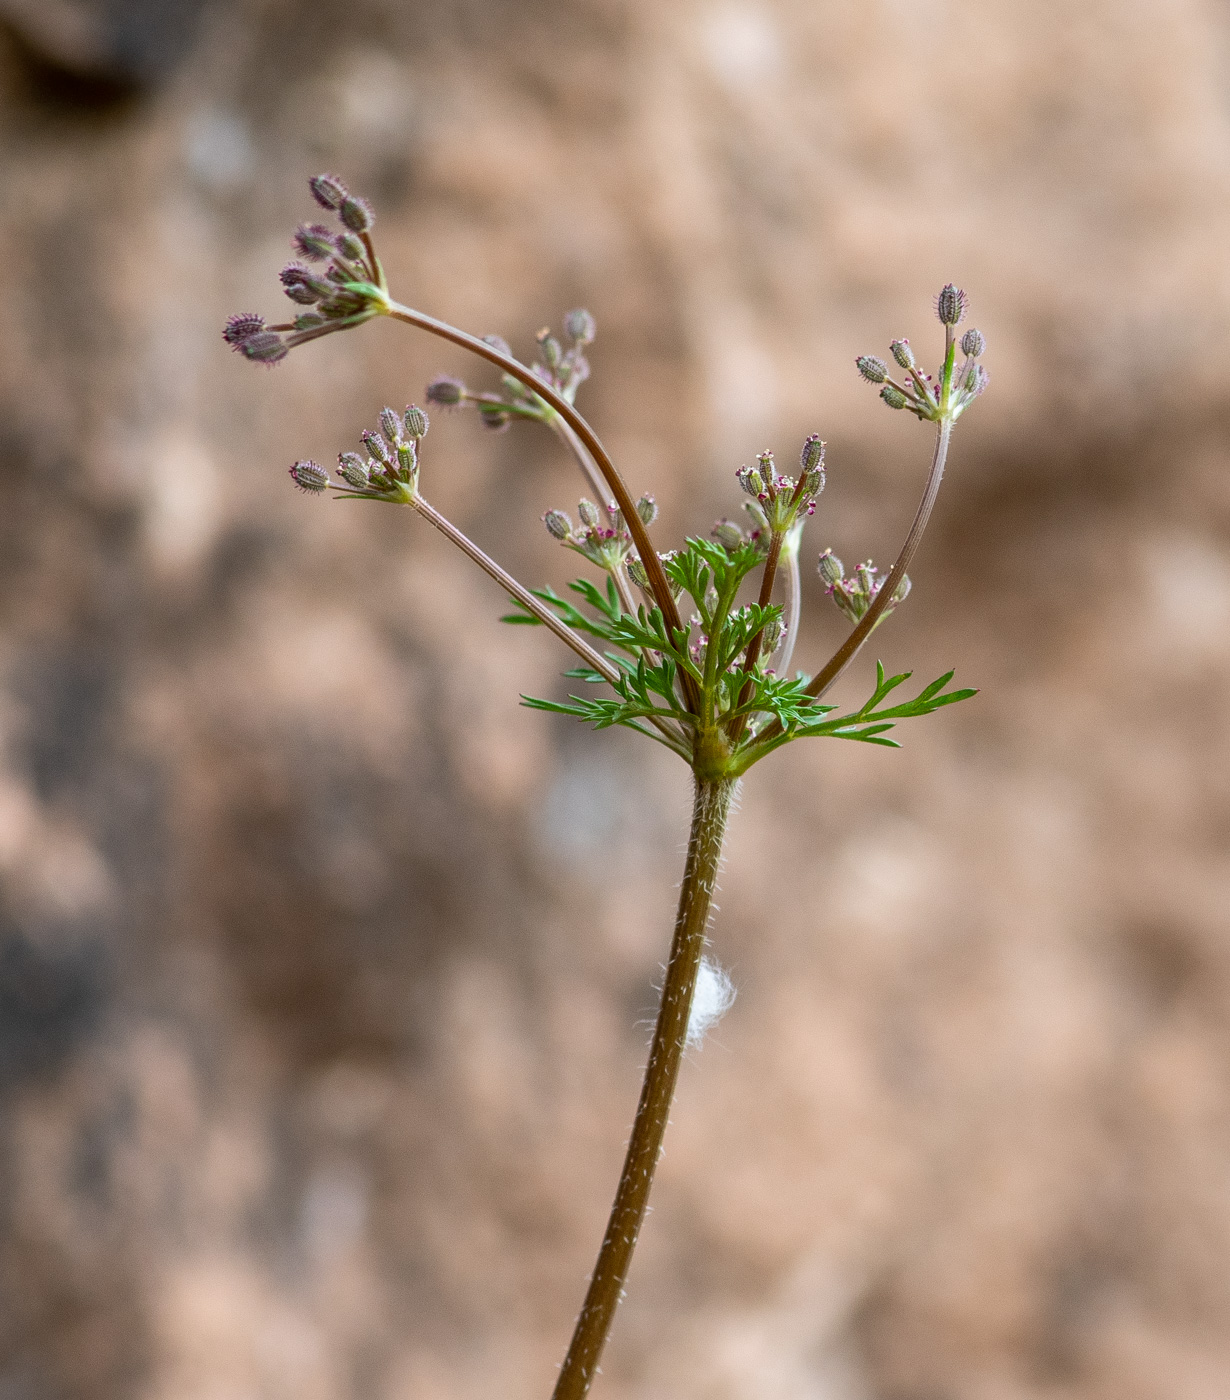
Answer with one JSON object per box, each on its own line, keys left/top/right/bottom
{"left": 552, "top": 776, "right": 736, "bottom": 1400}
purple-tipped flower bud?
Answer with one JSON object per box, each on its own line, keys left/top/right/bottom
{"left": 426, "top": 375, "right": 466, "bottom": 406}
{"left": 293, "top": 223, "right": 338, "bottom": 262}
{"left": 890, "top": 339, "right": 915, "bottom": 369}
{"left": 339, "top": 195, "right": 374, "bottom": 234}
{"left": 543, "top": 510, "right": 572, "bottom": 541}
{"left": 309, "top": 173, "right": 348, "bottom": 210}
{"left": 396, "top": 442, "right": 416, "bottom": 477}
{"left": 362, "top": 429, "right": 390, "bottom": 465}
{"left": 712, "top": 519, "right": 745, "bottom": 550}
{"left": 403, "top": 404, "right": 429, "bottom": 439}
{"left": 636, "top": 494, "right": 658, "bottom": 526}
{"left": 800, "top": 435, "right": 825, "bottom": 473}
{"left": 880, "top": 384, "right": 908, "bottom": 410}
{"left": 856, "top": 355, "right": 888, "bottom": 383}
{"left": 577, "top": 498, "right": 600, "bottom": 528}
{"left": 290, "top": 460, "right": 330, "bottom": 492}
{"left": 736, "top": 464, "right": 766, "bottom": 497}
{"left": 817, "top": 549, "right": 844, "bottom": 590}
{"left": 241, "top": 331, "right": 288, "bottom": 366}
{"left": 564, "top": 308, "right": 596, "bottom": 344}
{"left": 280, "top": 262, "right": 329, "bottom": 304}
{"left": 379, "top": 407, "right": 402, "bottom": 448}
{"left": 223, "top": 312, "right": 265, "bottom": 347}
{"left": 961, "top": 327, "right": 986, "bottom": 358}
{"left": 337, "top": 453, "right": 370, "bottom": 489}
{"left": 936, "top": 284, "right": 966, "bottom": 326}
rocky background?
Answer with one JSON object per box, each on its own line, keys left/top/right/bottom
{"left": 1, "top": 1, "right": 1229, "bottom": 1397}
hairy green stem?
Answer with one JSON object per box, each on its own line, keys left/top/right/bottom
{"left": 552, "top": 776, "right": 737, "bottom": 1400}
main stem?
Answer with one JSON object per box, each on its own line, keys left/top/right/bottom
{"left": 552, "top": 776, "right": 737, "bottom": 1400}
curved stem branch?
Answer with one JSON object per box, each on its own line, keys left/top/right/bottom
{"left": 552, "top": 776, "right": 736, "bottom": 1400}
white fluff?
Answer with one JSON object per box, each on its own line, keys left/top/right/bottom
{"left": 686, "top": 956, "right": 737, "bottom": 1048}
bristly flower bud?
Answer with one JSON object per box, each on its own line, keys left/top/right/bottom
{"left": 337, "top": 452, "right": 370, "bottom": 489}
{"left": 890, "top": 339, "right": 915, "bottom": 369}
{"left": 426, "top": 375, "right": 466, "bottom": 406}
{"left": 564, "top": 308, "right": 596, "bottom": 345}
{"left": 280, "top": 262, "right": 330, "bottom": 304}
{"left": 880, "top": 384, "right": 908, "bottom": 410}
{"left": 636, "top": 494, "right": 658, "bottom": 526}
{"left": 856, "top": 355, "right": 888, "bottom": 383}
{"left": 543, "top": 510, "right": 573, "bottom": 541}
{"left": 362, "top": 429, "right": 390, "bottom": 465}
{"left": 335, "top": 232, "right": 366, "bottom": 264}
{"left": 800, "top": 435, "right": 825, "bottom": 473}
{"left": 339, "top": 196, "right": 374, "bottom": 234}
{"left": 294, "top": 312, "right": 326, "bottom": 331}
{"left": 309, "top": 173, "right": 348, "bottom": 211}
{"left": 712, "top": 519, "right": 745, "bottom": 551}
{"left": 241, "top": 331, "right": 288, "bottom": 366}
{"left": 817, "top": 548, "right": 844, "bottom": 590}
{"left": 478, "top": 404, "right": 510, "bottom": 431}
{"left": 736, "top": 464, "right": 766, "bottom": 498}
{"left": 961, "top": 327, "right": 986, "bottom": 358}
{"left": 403, "top": 404, "right": 429, "bottom": 439}
{"left": 936, "top": 284, "right": 966, "bottom": 326}
{"left": 577, "top": 498, "right": 600, "bottom": 528}
{"left": 290, "top": 460, "right": 330, "bottom": 492}
{"left": 536, "top": 329, "right": 562, "bottom": 371}
{"left": 293, "top": 223, "right": 337, "bottom": 262}
{"left": 379, "top": 406, "right": 403, "bottom": 448}
{"left": 223, "top": 312, "right": 264, "bottom": 348}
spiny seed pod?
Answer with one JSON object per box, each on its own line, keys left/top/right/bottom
{"left": 241, "top": 331, "right": 288, "bottom": 365}
{"left": 801, "top": 464, "right": 825, "bottom": 500}
{"left": 936, "top": 284, "right": 966, "bottom": 326}
{"left": 337, "top": 453, "right": 370, "bottom": 489}
{"left": 856, "top": 355, "right": 888, "bottom": 383}
{"left": 309, "top": 173, "right": 348, "bottom": 210}
{"left": 626, "top": 555, "right": 649, "bottom": 588}
{"left": 396, "top": 442, "right": 416, "bottom": 476}
{"left": 564, "top": 308, "right": 596, "bottom": 344}
{"left": 478, "top": 404, "right": 510, "bottom": 431}
{"left": 880, "top": 384, "right": 908, "bottom": 410}
{"left": 290, "top": 460, "right": 330, "bottom": 492}
{"left": 294, "top": 223, "right": 337, "bottom": 262}
{"left": 335, "top": 232, "right": 366, "bottom": 264}
{"left": 403, "top": 404, "right": 429, "bottom": 439}
{"left": 362, "top": 429, "right": 391, "bottom": 465}
{"left": 961, "top": 327, "right": 986, "bottom": 358}
{"left": 280, "top": 262, "right": 327, "bottom": 301}
{"left": 712, "top": 519, "right": 745, "bottom": 550}
{"left": 426, "top": 375, "right": 466, "bottom": 406}
{"left": 339, "top": 195, "right": 374, "bottom": 233}
{"left": 577, "top": 498, "right": 600, "bottom": 528}
{"left": 536, "top": 329, "right": 562, "bottom": 371}
{"left": 817, "top": 549, "right": 844, "bottom": 590}
{"left": 223, "top": 312, "right": 264, "bottom": 347}
{"left": 800, "top": 435, "right": 825, "bottom": 473}
{"left": 736, "top": 465, "right": 766, "bottom": 498}
{"left": 890, "top": 339, "right": 915, "bottom": 369}
{"left": 293, "top": 312, "right": 326, "bottom": 331}
{"left": 379, "top": 407, "right": 403, "bottom": 447}
{"left": 636, "top": 494, "right": 658, "bottom": 526}
{"left": 855, "top": 561, "right": 876, "bottom": 593}
{"left": 543, "top": 510, "right": 572, "bottom": 541}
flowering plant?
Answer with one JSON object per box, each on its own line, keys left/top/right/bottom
{"left": 227, "top": 173, "right": 987, "bottom": 1399}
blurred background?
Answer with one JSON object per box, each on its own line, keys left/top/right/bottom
{"left": 1, "top": 1, "right": 1228, "bottom": 1397}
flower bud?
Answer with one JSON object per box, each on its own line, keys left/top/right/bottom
{"left": 396, "top": 442, "right": 416, "bottom": 476}
{"left": 241, "top": 331, "right": 288, "bottom": 365}
{"left": 280, "top": 262, "right": 329, "bottom": 303}
{"left": 337, "top": 453, "right": 370, "bottom": 489}
{"left": 379, "top": 406, "right": 403, "bottom": 447}
{"left": 636, "top": 494, "right": 658, "bottom": 526}
{"left": 293, "top": 312, "right": 325, "bottom": 331}
{"left": 799, "top": 435, "right": 825, "bottom": 473}
{"left": 403, "top": 404, "right": 429, "bottom": 439}
{"left": 543, "top": 510, "right": 573, "bottom": 541}
{"left": 564, "top": 308, "right": 596, "bottom": 344}
{"left": 336, "top": 232, "right": 366, "bottom": 264}
{"left": 426, "top": 375, "right": 466, "bottom": 406}
{"left": 478, "top": 404, "right": 510, "bottom": 432}
{"left": 223, "top": 312, "right": 265, "bottom": 348}
{"left": 577, "top": 498, "right": 600, "bottom": 528}
{"left": 712, "top": 519, "right": 745, "bottom": 550}
{"left": 362, "top": 429, "right": 390, "bottom": 465}
{"left": 289, "top": 460, "right": 330, "bottom": 492}
{"left": 856, "top": 355, "right": 888, "bottom": 383}
{"left": 339, "top": 195, "right": 374, "bottom": 233}
{"left": 536, "top": 329, "right": 562, "bottom": 371}
{"left": 936, "top": 284, "right": 966, "bottom": 326}
{"left": 736, "top": 465, "right": 766, "bottom": 497}
{"left": 880, "top": 384, "right": 908, "bottom": 410}
{"left": 817, "top": 549, "right": 844, "bottom": 590}
{"left": 293, "top": 223, "right": 337, "bottom": 262}
{"left": 961, "top": 327, "right": 985, "bottom": 358}
{"left": 309, "top": 173, "right": 348, "bottom": 210}
{"left": 890, "top": 339, "right": 915, "bottom": 369}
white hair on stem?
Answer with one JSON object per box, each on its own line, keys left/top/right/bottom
{"left": 685, "top": 956, "right": 736, "bottom": 1049}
